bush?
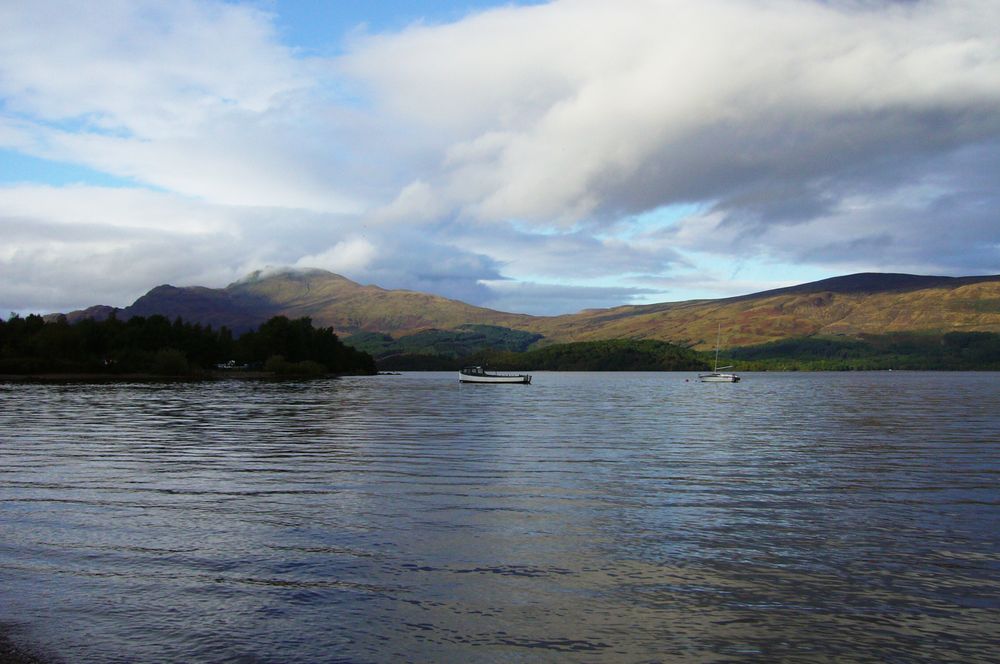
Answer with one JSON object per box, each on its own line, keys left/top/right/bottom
{"left": 265, "top": 355, "right": 328, "bottom": 377}
{"left": 152, "top": 348, "right": 190, "bottom": 375}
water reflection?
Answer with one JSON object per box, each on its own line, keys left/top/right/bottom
{"left": 1, "top": 372, "right": 998, "bottom": 662}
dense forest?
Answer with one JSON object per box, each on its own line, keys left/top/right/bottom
{"left": 344, "top": 325, "right": 543, "bottom": 359}
{"left": 0, "top": 313, "right": 376, "bottom": 377}
{"left": 377, "top": 339, "right": 709, "bottom": 371}
{"left": 727, "top": 332, "right": 1000, "bottom": 370}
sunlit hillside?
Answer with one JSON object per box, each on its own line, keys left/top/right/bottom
{"left": 529, "top": 277, "right": 1000, "bottom": 349}
{"left": 55, "top": 269, "right": 1000, "bottom": 350}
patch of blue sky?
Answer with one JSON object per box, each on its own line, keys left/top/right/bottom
{"left": 505, "top": 204, "right": 696, "bottom": 239}
{"left": 696, "top": 252, "right": 832, "bottom": 288}
{"left": 0, "top": 149, "right": 139, "bottom": 188}
{"left": 506, "top": 219, "right": 565, "bottom": 237}
{"left": 46, "top": 115, "right": 128, "bottom": 137}
{"left": 609, "top": 202, "right": 705, "bottom": 240}
{"left": 3, "top": 107, "right": 131, "bottom": 138}
{"left": 504, "top": 271, "right": 663, "bottom": 300}
{"left": 495, "top": 259, "right": 831, "bottom": 306}
{"left": 507, "top": 252, "right": 837, "bottom": 306}
{"left": 268, "top": 0, "right": 547, "bottom": 55}
{"left": 623, "top": 249, "right": 838, "bottom": 304}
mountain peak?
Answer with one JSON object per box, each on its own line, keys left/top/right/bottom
{"left": 732, "top": 272, "right": 1000, "bottom": 301}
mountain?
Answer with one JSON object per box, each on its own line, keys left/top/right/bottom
{"left": 124, "top": 284, "right": 272, "bottom": 332}
{"left": 530, "top": 273, "right": 1000, "bottom": 348}
{"left": 53, "top": 269, "right": 1000, "bottom": 349}
{"left": 226, "top": 269, "right": 536, "bottom": 334}
{"left": 59, "top": 268, "right": 535, "bottom": 335}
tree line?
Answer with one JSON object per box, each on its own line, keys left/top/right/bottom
{"left": 727, "top": 332, "right": 1000, "bottom": 370}
{"left": 373, "top": 331, "right": 1000, "bottom": 372}
{"left": 377, "top": 338, "right": 709, "bottom": 371}
{"left": 0, "top": 313, "right": 376, "bottom": 376}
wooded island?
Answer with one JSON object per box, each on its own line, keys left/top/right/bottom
{"left": 0, "top": 314, "right": 376, "bottom": 378}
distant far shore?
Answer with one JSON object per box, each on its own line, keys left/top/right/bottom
{"left": 0, "top": 370, "right": 353, "bottom": 383}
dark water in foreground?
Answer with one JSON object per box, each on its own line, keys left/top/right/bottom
{"left": 1, "top": 372, "right": 998, "bottom": 663}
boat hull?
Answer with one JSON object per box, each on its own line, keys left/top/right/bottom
{"left": 699, "top": 373, "right": 740, "bottom": 383}
{"left": 459, "top": 373, "right": 531, "bottom": 384}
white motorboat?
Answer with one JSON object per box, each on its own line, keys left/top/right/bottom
{"left": 458, "top": 366, "right": 532, "bottom": 384}
{"left": 699, "top": 324, "right": 740, "bottom": 383}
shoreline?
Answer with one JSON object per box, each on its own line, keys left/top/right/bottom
{"left": 0, "top": 371, "right": 271, "bottom": 383}
{"left": 0, "top": 630, "right": 49, "bottom": 664}
{"left": 0, "top": 370, "right": 376, "bottom": 383}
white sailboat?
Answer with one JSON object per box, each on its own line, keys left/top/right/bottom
{"left": 699, "top": 324, "right": 740, "bottom": 383}
{"left": 458, "top": 366, "right": 532, "bottom": 384}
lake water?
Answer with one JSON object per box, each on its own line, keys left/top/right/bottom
{"left": 1, "top": 372, "right": 998, "bottom": 663}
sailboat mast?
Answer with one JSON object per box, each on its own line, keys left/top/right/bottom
{"left": 714, "top": 323, "right": 721, "bottom": 371}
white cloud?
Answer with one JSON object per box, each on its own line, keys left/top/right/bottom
{"left": 294, "top": 237, "right": 377, "bottom": 273}
{"left": 0, "top": 0, "right": 362, "bottom": 212}
{"left": 341, "top": 0, "right": 1000, "bottom": 230}
{"left": 0, "top": 184, "right": 234, "bottom": 234}
{"left": 0, "top": 1, "right": 303, "bottom": 136}
{"left": 0, "top": 185, "right": 243, "bottom": 311}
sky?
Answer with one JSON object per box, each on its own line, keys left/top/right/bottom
{"left": 1, "top": 0, "right": 999, "bottom": 316}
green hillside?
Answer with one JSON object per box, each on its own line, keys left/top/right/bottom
{"left": 727, "top": 331, "right": 1000, "bottom": 370}
{"left": 345, "top": 324, "right": 543, "bottom": 360}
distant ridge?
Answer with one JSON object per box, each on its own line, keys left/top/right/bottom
{"left": 727, "top": 272, "right": 1000, "bottom": 300}
{"left": 49, "top": 269, "right": 1000, "bottom": 349}
{"left": 126, "top": 284, "right": 272, "bottom": 331}
{"left": 55, "top": 268, "right": 535, "bottom": 335}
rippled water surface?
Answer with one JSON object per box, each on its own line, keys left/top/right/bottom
{"left": 1, "top": 372, "right": 999, "bottom": 662}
